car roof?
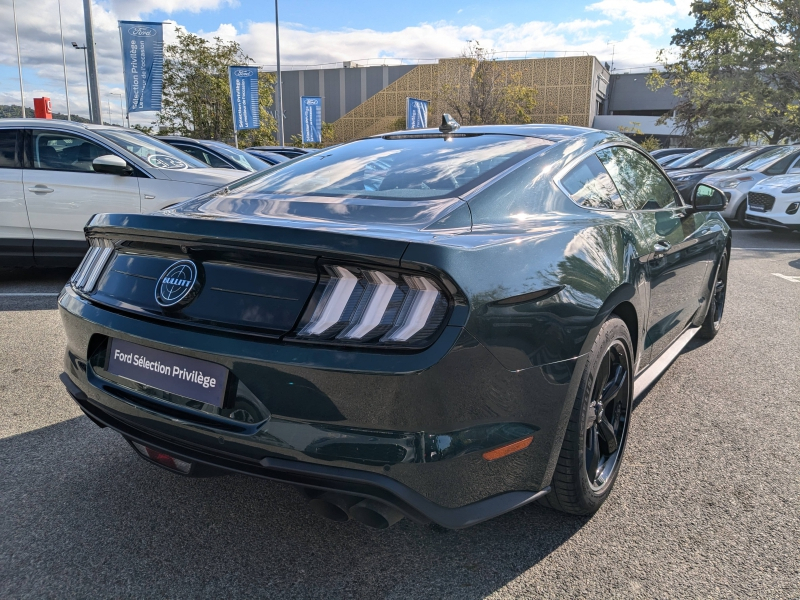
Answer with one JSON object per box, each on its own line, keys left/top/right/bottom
{"left": 0, "top": 118, "right": 132, "bottom": 132}
{"left": 371, "top": 124, "right": 595, "bottom": 142}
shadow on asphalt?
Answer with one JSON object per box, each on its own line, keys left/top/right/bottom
{"left": 1, "top": 416, "right": 588, "bottom": 598}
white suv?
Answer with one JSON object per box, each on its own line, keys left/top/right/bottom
{"left": 0, "top": 119, "right": 246, "bottom": 267}
{"left": 745, "top": 174, "right": 800, "bottom": 232}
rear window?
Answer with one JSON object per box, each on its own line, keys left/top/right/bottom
{"left": 235, "top": 134, "right": 551, "bottom": 200}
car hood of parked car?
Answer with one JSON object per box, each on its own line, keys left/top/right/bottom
{"left": 748, "top": 174, "right": 800, "bottom": 192}
{"left": 667, "top": 167, "right": 722, "bottom": 180}
{"left": 702, "top": 169, "right": 767, "bottom": 187}
{"left": 159, "top": 167, "right": 246, "bottom": 186}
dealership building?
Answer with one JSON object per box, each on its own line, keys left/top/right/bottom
{"left": 269, "top": 55, "right": 680, "bottom": 146}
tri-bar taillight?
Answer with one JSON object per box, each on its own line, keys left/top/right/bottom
{"left": 296, "top": 265, "right": 449, "bottom": 348}
{"left": 71, "top": 238, "right": 114, "bottom": 293}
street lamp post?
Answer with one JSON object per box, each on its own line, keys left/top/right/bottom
{"left": 274, "top": 0, "right": 284, "bottom": 146}
{"left": 58, "top": 0, "right": 71, "bottom": 120}
{"left": 72, "top": 42, "right": 92, "bottom": 122}
{"left": 12, "top": 0, "right": 25, "bottom": 118}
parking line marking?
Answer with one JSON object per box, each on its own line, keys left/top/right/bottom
{"left": 0, "top": 293, "right": 60, "bottom": 297}
{"left": 772, "top": 273, "right": 800, "bottom": 283}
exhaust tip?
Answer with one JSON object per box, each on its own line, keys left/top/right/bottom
{"left": 307, "top": 492, "right": 359, "bottom": 522}
{"left": 349, "top": 499, "right": 404, "bottom": 529}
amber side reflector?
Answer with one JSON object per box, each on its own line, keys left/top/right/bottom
{"left": 482, "top": 436, "right": 534, "bottom": 461}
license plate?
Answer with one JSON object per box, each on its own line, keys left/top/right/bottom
{"left": 106, "top": 338, "right": 229, "bottom": 407}
{"left": 749, "top": 205, "right": 766, "bottom": 212}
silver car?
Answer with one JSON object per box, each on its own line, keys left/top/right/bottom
{"left": 0, "top": 119, "right": 246, "bottom": 267}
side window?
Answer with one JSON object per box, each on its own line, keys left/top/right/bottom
{"left": 174, "top": 144, "right": 231, "bottom": 169}
{"left": 31, "top": 130, "right": 110, "bottom": 173}
{"left": 560, "top": 153, "right": 624, "bottom": 210}
{"left": 597, "top": 146, "right": 680, "bottom": 210}
{"left": 0, "top": 130, "right": 19, "bottom": 168}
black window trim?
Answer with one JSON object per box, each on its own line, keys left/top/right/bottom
{"left": 555, "top": 141, "right": 687, "bottom": 213}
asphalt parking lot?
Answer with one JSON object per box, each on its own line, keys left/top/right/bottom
{"left": 1, "top": 228, "right": 798, "bottom": 599}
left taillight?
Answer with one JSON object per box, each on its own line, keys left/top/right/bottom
{"left": 71, "top": 238, "right": 114, "bottom": 293}
{"left": 294, "top": 264, "right": 449, "bottom": 348}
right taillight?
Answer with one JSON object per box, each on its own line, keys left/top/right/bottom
{"left": 295, "top": 265, "right": 449, "bottom": 348}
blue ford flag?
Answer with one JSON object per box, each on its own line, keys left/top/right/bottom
{"left": 301, "top": 96, "right": 322, "bottom": 143}
{"left": 406, "top": 97, "right": 429, "bottom": 129}
{"left": 118, "top": 21, "right": 164, "bottom": 113}
{"left": 229, "top": 66, "right": 261, "bottom": 131}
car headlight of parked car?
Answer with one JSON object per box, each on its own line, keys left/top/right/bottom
{"left": 721, "top": 176, "right": 753, "bottom": 189}
{"left": 672, "top": 174, "right": 699, "bottom": 182}
{"left": 781, "top": 184, "right": 800, "bottom": 194}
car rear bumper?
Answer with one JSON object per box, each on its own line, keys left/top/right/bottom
{"left": 59, "top": 286, "right": 585, "bottom": 528}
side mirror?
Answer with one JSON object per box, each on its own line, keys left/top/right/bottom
{"left": 690, "top": 183, "right": 727, "bottom": 212}
{"left": 788, "top": 167, "right": 800, "bottom": 174}
{"left": 92, "top": 154, "right": 133, "bottom": 176}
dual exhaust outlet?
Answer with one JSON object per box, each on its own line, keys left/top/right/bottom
{"left": 305, "top": 490, "right": 404, "bottom": 529}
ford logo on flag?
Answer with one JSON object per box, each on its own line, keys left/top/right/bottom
{"left": 306, "top": 99, "right": 319, "bottom": 105}
{"left": 128, "top": 26, "right": 157, "bottom": 37}
{"left": 155, "top": 260, "right": 200, "bottom": 308}
{"left": 234, "top": 70, "right": 254, "bottom": 77}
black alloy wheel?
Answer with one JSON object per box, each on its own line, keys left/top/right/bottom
{"left": 543, "top": 317, "right": 634, "bottom": 515}
{"left": 584, "top": 341, "right": 630, "bottom": 491}
{"left": 700, "top": 250, "right": 728, "bottom": 339}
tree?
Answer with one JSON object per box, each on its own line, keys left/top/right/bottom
{"left": 438, "top": 41, "right": 538, "bottom": 125}
{"left": 158, "top": 29, "right": 277, "bottom": 147}
{"left": 649, "top": 0, "right": 800, "bottom": 145}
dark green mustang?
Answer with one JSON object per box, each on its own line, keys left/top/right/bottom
{"left": 59, "top": 122, "right": 731, "bottom": 529}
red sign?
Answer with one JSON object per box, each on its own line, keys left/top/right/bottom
{"left": 33, "top": 97, "right": 53, "bottom": 119}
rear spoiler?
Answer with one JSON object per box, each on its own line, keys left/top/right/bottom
{"left": 85, "top": 213, "right": 409, "bottom": 267}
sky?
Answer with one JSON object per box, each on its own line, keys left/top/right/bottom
{"left": 0, "top": 0, "right": 694, "bottom": 125}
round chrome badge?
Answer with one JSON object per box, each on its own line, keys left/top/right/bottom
{"left": 155, "top": 260, "right": 199, "bottom": 308}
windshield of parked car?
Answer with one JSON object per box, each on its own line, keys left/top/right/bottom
{"left": 203, "top": 140, "right": 268, "bottom": 171}
{"left": 704, "top": 147, "right": 763, "bottom": 170}
{"left": 234, "top": 134, "right": 552, "bottom": 200}
{"left": 657, "top": 153, "right": 684, "bottom": 166}
{"left": 669, "top": 148, "right": 712, "bottom": 169}
{"left": 735, "top": 145, "right": 800, "bottom": 172}
{"left": 96, "top": 130, "right": 208, "bottom": 169}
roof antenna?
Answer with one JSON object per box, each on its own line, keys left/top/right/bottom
{"left": 439, "top": 113, "right": 460, "bottom": 133}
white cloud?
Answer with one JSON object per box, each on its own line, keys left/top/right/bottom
{"left": 587, "top": 0, "right": 691, "bottom": 37}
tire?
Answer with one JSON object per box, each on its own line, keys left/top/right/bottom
{"left": 735, "top": 201, "right": 749, "bottom": 228}
{"left": 542, "top": 317, "right": 634, "bottom": 515}
{"left": 699, "top": 250, "right": 728, "bottom": 340}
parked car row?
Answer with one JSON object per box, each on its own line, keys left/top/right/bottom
{"left": 653, "top": 144, "right": 800, "bottom": 231}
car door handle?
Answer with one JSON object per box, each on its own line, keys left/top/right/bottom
{"left": 653, "top": 241, "right": 671, "bottom": 253}
{"left": 28, "top": 185, "right": 54, "bottom": 194}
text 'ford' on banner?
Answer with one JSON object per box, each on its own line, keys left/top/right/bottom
{"left": 301, "top": 96, "right": 322, "bottom": 143}
{"left": 229, "top": 66, "right": 261, "bottom": 132}
{"left": 118, "top": 21, "right": 164, "bottom": 113}
{"left": 406, "top": 97, "right": 429, "bottom": 130}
